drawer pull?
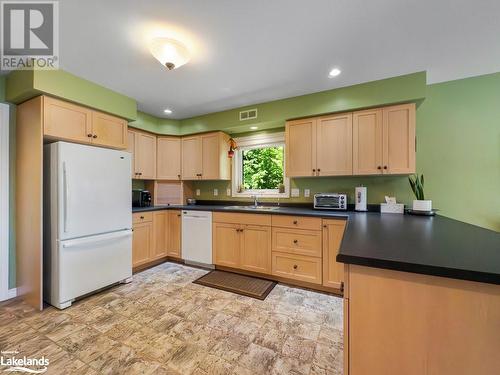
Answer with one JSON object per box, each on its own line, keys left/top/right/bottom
{"left": 293, "top": 220, "right": 298, "bottom": 225}
{"left": 293, "top": 264, "right": 298, "bottom": 270}
{"left": 92, "top": 134, "right": 98, "bottom": 138}
{"left": 293, "top": 239, "right": 298, "bottom": 244}
{"left": 140, "top": 216, "right": 144, "bottom": 219}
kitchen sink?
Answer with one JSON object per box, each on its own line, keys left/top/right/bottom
{"left": 223, "top": 205, "right": 280, "bottom": 211}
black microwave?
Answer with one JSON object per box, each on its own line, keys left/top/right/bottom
{"left": 132, "top": 189, "right": 152, "bottom": 207}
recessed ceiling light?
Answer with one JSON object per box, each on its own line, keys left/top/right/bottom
{"left": 164, "top": 109, "right": 173, "bottom": 114}
{"left": 328, "top": 68, "right": 341, "bottom": 78}
{"left": 150, "top": 37, "right": 190, "bottom": 70}
{"left": 250, "top": 126, "right": 258, "bottom": 130}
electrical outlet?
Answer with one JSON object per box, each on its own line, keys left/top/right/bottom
{"left": 213, "top": 189, "right": 218, "bottom": 196}
{"left": 226, "top": 188, "right": 231, "bottom": 196}
{"left": 195, "top": 189, "right": 200, "bottom": 196}
{"left": 304, "top": 189, "right": 310, "bottom": 198}
{"left": 291, "top": 188, "right": 300, "bottom": 197}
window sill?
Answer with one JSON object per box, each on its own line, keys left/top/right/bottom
{"left": 232, "top": 192, "right": 290, "bottom": 198}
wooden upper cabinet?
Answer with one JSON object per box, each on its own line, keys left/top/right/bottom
{"left": 181, "top": 136, "right": 202, "bottom": 180}
{"left": 240, "top": 225, "right": 272, "bottom": 274}
{"left": 42, "top": 96, "right": 128, "bottom": 149}
{"left": 167, "top": 210, "right": 182, "bottom": 258}
{"left": 181, "top": 132, "right": 230, "bottom": 180}
{"left": 286, "top": 118, "right": 316, "bottom": 177}
{"left": 382, "top": 103, "right": 416, "bottom": 174}
{"left": 157, "top": 136, "right": 181, "bottom": 180}
{"left": 213, "top": 222, "right": 241, "bottom": 268}
{"left": 353, "top": 109, "right": 383, "bottom": 175}
{"left": 127, "top": 130, "right": 135, "bottom": 178}
{"left": 316, "top": 113, "right": 353, "bottom": 176}
{"left": 322, "top": 219, "right": 347, "bottom": 291}
{"left": 201, "top": 133, "right": 220, "bottom": 180}
{"left": 134, "top": 131, "right": 156, "bottom": 179}
{"left": 43, "top": 96, "right": 92, "bottom": 143}
{"left": 91, "top": 111, "right": 128, "bottom": 149}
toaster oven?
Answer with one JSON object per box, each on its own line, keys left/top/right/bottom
{"left": 314, "top": 193, "right": 347, "bottom": 210}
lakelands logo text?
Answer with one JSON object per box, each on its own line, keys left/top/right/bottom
{"left": 0, "top": 0, "right": 59, "bottom": 70}
{"left": 1, "top": 351, "right": 49, "bottom": 373}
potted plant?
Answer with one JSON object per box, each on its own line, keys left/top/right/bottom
{"left": 409, "top": 174, "right": 432, "bottom": 211}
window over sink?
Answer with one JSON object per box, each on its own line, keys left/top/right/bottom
{"left": 232, "top": 132, "right": 289, "bottom": 198}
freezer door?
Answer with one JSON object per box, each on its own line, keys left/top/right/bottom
{"left": 58, "top": 230, "right": 132, "bottom": 303}
{"left": 55, "top": 142, "right": 132, "bottom": 240}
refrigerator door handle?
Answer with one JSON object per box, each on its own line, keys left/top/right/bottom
{"left": 62, "top": 230, "right": 133, "bottom": 249}
{"left": 63, "top": 161, "right": 69, "bottom": 232}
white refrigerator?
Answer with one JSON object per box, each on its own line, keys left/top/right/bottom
{"left": 43, "top": 142, "right": 132, "bottom": 309}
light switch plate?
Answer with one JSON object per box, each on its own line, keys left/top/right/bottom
{"left": 226, "top": 188, "right": 231, "bottom": 196}
{"left": 291, "top": 188, "right": 300, "bottom": 197}
{"left": 213, "top": 189, "right": 218, "bottom": 196}
{"left": 304, "top": 189, "right": 310, "bottom": 198}
{"left": 196, "top": 189, "right": 200, "bottom": 196}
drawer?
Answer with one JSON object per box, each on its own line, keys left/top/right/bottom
{"left": 272, "top": 215, "right": 322, "bottom": 231}
{"left": 272, "top": 252, "right": 322, "bottom": 285}
{"left": 213, "top": 212, "right": 271, "bottom": 226}
{"left": 133, "top": 211, "right": 153, "bottom": 224}
{"left": 272, "top": 227, "right": 322, "bottom": 257}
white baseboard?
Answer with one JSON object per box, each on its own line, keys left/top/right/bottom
{"left": 0, "top": 288, "right": 17, "bottom": 301}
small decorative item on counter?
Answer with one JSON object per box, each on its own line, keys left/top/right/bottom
{"left": 278, "top": 183, "right": 285, "bottom": 193}
{"left": 380, "top": 196, "right": 405, "bottom": 214}
{"left": 228, "top": 138, "right": 237, "bottom": 158}
{"left": 408, "top": 174, "right": 432, "bottom": 211}
{"left": 237, "top": 184, "right": 244, "bottom": 193}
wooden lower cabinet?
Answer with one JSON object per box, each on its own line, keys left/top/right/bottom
{"left": 240, "top": 225, "right": 272, "bottom": 274}
{"left": 213, "top": 222, "right": 241, "bottom": 268}
{"left": 272, "top": 252, "right": 322, "bottom": 284}
{"left": 152, "top": 211, "right": 168, "bottom": 260}
{"left": 167, "top": 210, "right": 182, "bottom": 258}
{"left": 132, "top": 221, "right": 153, "bottom": 267}
{"left": 322, "top": 219, "right": 347, "bottom": 291}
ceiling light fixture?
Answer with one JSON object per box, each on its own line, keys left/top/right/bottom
{"left": 328, "top": 68, "right": 341, "bottom": 78}
{"left": 150, "top": 37, "right": 190, "bottom": 70}
{"left": 250, "top": 126, "right": 258, "bottom": 130}
{"left": 164, "top": 109, "right": 173, "bottom": 114}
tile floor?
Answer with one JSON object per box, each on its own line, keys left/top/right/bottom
{"left": 0, "top": 262, "right": 343, "bottom": 374}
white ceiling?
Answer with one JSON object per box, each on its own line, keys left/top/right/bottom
{"left": 59, "top": 0, "right": 500, "bottom": 119}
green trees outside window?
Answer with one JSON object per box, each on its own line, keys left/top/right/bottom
{"left": 242, "top": 146, "right": 284, "bottom": 190}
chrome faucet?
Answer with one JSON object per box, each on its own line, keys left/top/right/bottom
{"left": 252, "top": 195, "right": 258, "bottom": 208}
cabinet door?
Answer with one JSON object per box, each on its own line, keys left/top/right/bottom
{"left": 157, "top": 137, "right": 181, "bottom": 180}
{"left": 182, "top": 136, "right": 202, "bottom": 180}
{"left": 167, "top": 210, "right": 182, "bottom": 258}
{"left": 382, "top": 103, "right": 416, "bottom": 174}
{"left": 201, "top": 133, "right": 220, "bottom": 180}
{"left": 322, "top": 219, "right": 346, "bottom": 290}
{"left": 132, "top": 222, "right": 153, "bottom": 267}
{"left": 213, "top": 222, "right": 240, "bottom": 268}
{"left": 134, "top": 132, "right": 156, "bottom": 179}
{"left": 316, "top": 113, "right": 353, "bottom": 176}
{"left": 240, "top": 225, "right": 271, "bottom": 274}
{"left": 43, "top": 96, "right": 92, "bottom": 143}
{"left": 91, "top": 111, "right": 128, "bottom": 149}
{"left": 127, "top": 130, "right": 136, "bottom": 178}
{"left": 152, "top": 211, "right": 168, "bottom": 260}
{"left": 285, "top": 118, "right": 316, "bottom": 177}
{"left": 353, "top": 109, "right": 383, "bottom": 175}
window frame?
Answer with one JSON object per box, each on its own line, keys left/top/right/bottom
{"left": 231, "top": 132, "right": 290, "bottom": 198}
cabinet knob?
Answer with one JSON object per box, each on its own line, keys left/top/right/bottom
{"left": 293, "top": 220, "right": 298, "bottom": 225}
{"left": 383, "top": 166, "right": 388, "bottom": 170}
{"left": 377, "top": 166, "right": 382, "bottom": 170}
{"left": 323, "top": 224, "right": 327, "bottom": 228}
{"left": 293, "top": 239, "right": 298, "bottom": 244}
{"left": 140, "top": 216, "right": 144, "bottom": 219}
{"left": 312, "top": 169, "right": 316, "bottom": 172}
{"left": 92, "top": 134, "right": 97, "bottom": 138}
{"left": 293, "top": 264, "right": 298, "bottom": 270}
{"left": 87, "top": 133, "right": 92, "bottom": 138}
{"left": 317, "top": 168, "right": 321, "bottom": 172}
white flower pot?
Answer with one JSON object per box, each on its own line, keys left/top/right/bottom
{"left": 412, "top": 200, "right": 432, "bottom": 212}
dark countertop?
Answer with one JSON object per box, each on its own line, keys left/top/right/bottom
{"left": 132, "top": 204, "right": 500, "bottom": 285}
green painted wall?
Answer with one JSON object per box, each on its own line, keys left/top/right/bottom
{"left": 129, "top": 111, "right": 180, "bottom": 135}
{"left": 0, "top": 75, "right": 5, "bottom": 102}
{"left": 176, "top": 72, "right": 426, "bottom": 135}
{"left": 6, "top": 70, "right": 137, "bottom": 120}
{"left": 192, "top": 72, "right": 500, "bottom": 232}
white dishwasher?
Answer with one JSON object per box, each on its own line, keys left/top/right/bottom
{"left": 181, "top": 210, "right": 214, "bottom": 268}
